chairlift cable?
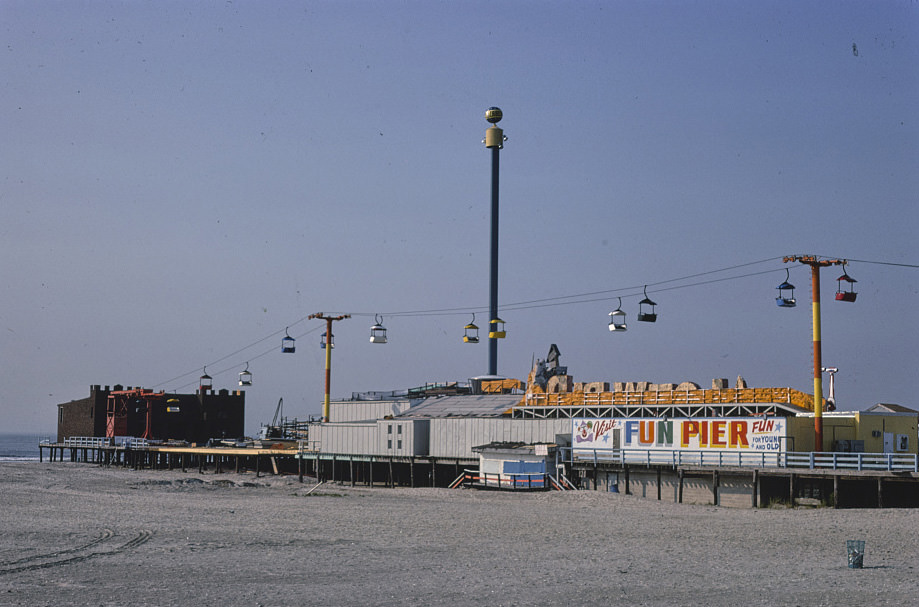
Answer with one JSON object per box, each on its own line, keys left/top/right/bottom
{"left": 154, "top": 254, "right": 909, "bottom": 392}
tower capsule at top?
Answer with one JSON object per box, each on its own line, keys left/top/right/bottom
{"left": 484, "top": 107, "right": 504, "bottom": 148}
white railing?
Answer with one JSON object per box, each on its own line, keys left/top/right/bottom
{"left": 60, "top": 436, "right": 152, "bottom": 449}
{"left": 297, "top": 440, "right": 321, "bottom": 453}
{"left": 463, "top": 470, "right": 548, "bottom": 489}
{"left": 783, "top": 451, "right": 919, "bottom": 472}
{"left": 63, "top": 436, "right": 113, "bottom": 448}
{"left": 569, "top": 448, "right": 919, "bottom": 472}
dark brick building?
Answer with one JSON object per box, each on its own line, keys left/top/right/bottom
{"left": 57, "top": 384, "right": 245, "bottom": 444}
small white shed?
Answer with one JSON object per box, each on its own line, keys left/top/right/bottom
{"left": 471, "top": 442, "right": 557, "bottom": 490}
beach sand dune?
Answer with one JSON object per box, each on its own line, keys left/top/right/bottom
{"left": 1, "top": 462, "right": 916, "bottom": 606}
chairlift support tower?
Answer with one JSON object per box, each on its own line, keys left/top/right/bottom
{"left": 308, "top": 313, "right": 350, "bottom": 422}
{"left": 783, "top": 255, "right": 852, "bottom": 452}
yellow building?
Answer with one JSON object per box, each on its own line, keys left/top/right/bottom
{"left": 789, "top": 407, "right": 918, "bottom": 454}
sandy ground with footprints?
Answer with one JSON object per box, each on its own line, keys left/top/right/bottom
{"left": 1, "top": 462, "right": 918, "bottom": 606}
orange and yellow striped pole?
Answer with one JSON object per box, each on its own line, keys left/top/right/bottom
{"left": 810, "top": 264, "right": 823, "bottom": 452}
{"left": 784, "top": 256, "right": 849, "bottom": 452}
{"left": 308, "top": 313, "right": 350, "bottom": 423}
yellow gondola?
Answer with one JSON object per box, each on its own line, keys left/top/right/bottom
{"left": 488, "top": 317, "right": 506, "bottom": 339}
{"left": 463, "top": 314, "right": 479, "bottom": 343}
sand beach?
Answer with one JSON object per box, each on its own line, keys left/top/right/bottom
{"left": 1, "top": 461, "right": 917, "bottom": 606}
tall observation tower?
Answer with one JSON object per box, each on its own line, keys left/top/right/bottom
{"left": 484, "top": 107, "right": 505, "bottom": 377}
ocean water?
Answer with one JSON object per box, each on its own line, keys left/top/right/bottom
{"left": 0, "top": 433, "right": 50, "bottom": 462}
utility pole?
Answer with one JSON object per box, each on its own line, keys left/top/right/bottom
{"left": 783, "top": 255, "right": 848, "bottom": 452}
{"left": 308, "top": 313, "right": 350, "bottom": 422}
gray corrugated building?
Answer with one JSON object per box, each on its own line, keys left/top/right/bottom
{"left": 310, "top": 394, "right": 565, "bottom": 459}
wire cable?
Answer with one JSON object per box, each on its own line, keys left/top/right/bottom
{"left": 153, "top": 318, "right": 318, "bottom": 391}
{"left": 151, "top": 254, "right": 912, "bottom": 391}
{"left": 845, "top": 258, "right": 919, "bottom": 269}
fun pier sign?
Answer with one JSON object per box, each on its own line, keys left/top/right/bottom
{"left": 572, "top": 417, "right": 786, "bottom": 452}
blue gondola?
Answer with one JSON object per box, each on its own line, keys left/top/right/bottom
{"left": 282, "top": 328, "right": 296, "bottom": 353}
{"left": 776, "top": 268, "right": 796, "bottom": 307}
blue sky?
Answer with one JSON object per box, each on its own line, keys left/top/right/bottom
{"left": 2, "top": 1, "right": 916, "bottom": 434}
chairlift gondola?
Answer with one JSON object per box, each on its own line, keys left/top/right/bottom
{"left": 608, "top": 297, "right": 628, "bottom": 332}
{"left": 463, "top": 314, "right": 480, "bottom": 343}
{"left": 281, "top": 328, "right": 296, "bottom": 353}
{"left": 776, "top": 268, "right": 797, "bottom": 308}
{"left": 370, "top": 315, "right": 388, "bottom": 343}
{"left": 199, "top": 367, "right": 213, "bottom": 390}
{"left": 321, "top": 331, "right": 334, "bottom": 349}
{"left": 835, "top": 267, "right": 858, "bottom": 302}
{"left": 238, "top": 362, "right": 253, "bottom": 387}
{"left": 637, "top": 286, "right": 657, "bottom": 323}
{"left": 488, "top": 317, "right": 506, "bottom": 339}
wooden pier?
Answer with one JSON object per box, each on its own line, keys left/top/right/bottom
{"left": 571, "top": 460, "right": 919, "bottom": 508}
{"left": 39, "top": 440, "right": 300, "bottom": 477}
{"left": 37, "top": 440, "right": 477, "bottom": 488}
{"left": 38, "top": 439, "right": 919, "bottom": 507}
{"left": 296, "top": 451, "right": 477, "bottom": 488}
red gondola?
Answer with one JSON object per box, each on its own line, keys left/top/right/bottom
{"left": 835, "top": 268, "right": 857, "bottom": 302}
{"left": 199, "top": 367, "right": 213, "bottom": 390}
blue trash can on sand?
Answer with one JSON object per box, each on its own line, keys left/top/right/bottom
{"left": 847, "top": 540, "right": 865, "bottom": 569}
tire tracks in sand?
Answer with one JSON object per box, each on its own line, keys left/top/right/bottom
{"left": 0, "top": 529, "right": 153, "bottom": 575}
